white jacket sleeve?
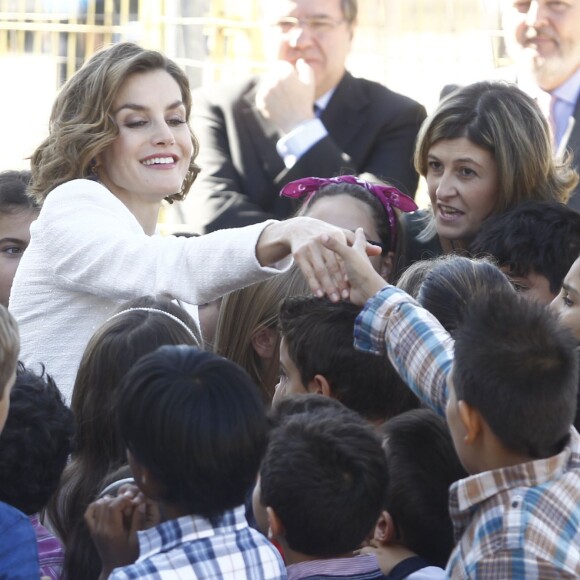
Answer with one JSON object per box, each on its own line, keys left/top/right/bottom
{"left": 35, "top": 179, "right": 290, "bottom": 304}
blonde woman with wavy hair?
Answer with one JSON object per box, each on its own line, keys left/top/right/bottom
{"left": 404, "top": 81, "right": 578, "bottom": 262}
{"left": 213, "top": 265, "right": 310, "bottom": 403}
{"left": 9, "top": 42, "right": 369, "bottom": 401}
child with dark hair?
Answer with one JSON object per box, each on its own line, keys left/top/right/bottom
{"left": 363, "top": 409, "right": 466, "bottom": 578}
{"left": 0, "top": 363, "right": 74, "bottom": 579}
{"left": 281, "top": 175, "right": 417, "bottom": 282}
{"left": 470, "top": 200, "right": 580, "bottom": 304}
{"left": 325, "top": 230, "right": 580, "bottom": 576}
{"left": 257, "top": 396, "right": 388, "bottom": 579}
{"left": 0, "top": 305, "right": 40, "bottom": 577}
{"left": 85, "top": 345, "right": 284, "bottom": 579}
{"left": 0, "top": 169, "right": 38, "bottom": 307}
{"left": 275, "top": 296, "right": 418, "bottom": 422}
{"left": 416, "top": 255, "right": 514, "bottom": 336}
{"left": 49, "top": 295, "right": 202, "bottom": 580}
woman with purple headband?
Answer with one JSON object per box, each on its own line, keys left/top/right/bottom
{"left": 281, "top": 175, "right": 417, "bottom": 281}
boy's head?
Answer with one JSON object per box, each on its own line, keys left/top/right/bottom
{"left": 0, "top": 170, "right": 38, "bottom": 307}
{"left": 470, "top": 201, "right": 580, "bottom": 304}
{"left": 258, "top": 397, "right": 388, "bottom": 559}
{"left": 118, "top": 345, "right": 268, "bottom": 519}
{"left": 551, "top": 256, "right": 580, "bottom": 343}
{"left": 0, "top": 363, "right": 74, "bottom": 515}
{"left": 0, "top": 305, "right": 19, "bottom": 432}
{"left": 275, "top": 296, "right": 418, "bottom": 421}
{"left": 448, "top": 290, "right": 578, "bottom": 473}
{"left": 374, "top": 409, "right": 466, "bottom": 568}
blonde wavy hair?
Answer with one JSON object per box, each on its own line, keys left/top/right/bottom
{"left": 29, "top": 42, "right": 200, "bottom": 203}
{"left": 0, "top": 306, "right": 19, "bottom": 399}
{"left": 213, "top": 266, "right": 311, "bottom": 403}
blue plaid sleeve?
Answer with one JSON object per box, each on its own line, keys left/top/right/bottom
{"left": 355, "top": 286, "right": 454, "bottom": 417}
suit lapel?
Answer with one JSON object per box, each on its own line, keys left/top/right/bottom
{"left": 240, "top": 82, "right": 286, "bottom": 181}
{"left": 567, "top": 97, "right": 580, "bottom": 158}
{"left": 322, "top": 72, "right": 368, "bottom": 149}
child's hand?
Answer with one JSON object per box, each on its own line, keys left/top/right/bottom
{"left": 321, "top": 228, "right": 388, "bottom": 306}
{"left": 359, "top": 540, "right": 418, "bottom": 575}
{"left": 116, "top": 483, "right": 161, "bottom": 530}
{"left": 85, "top": 488, "right": 148, "bottom": 576}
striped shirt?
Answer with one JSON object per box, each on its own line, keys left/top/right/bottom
{"left": 286, "top": 554, "right": 382, "bottom": 579}
{"left": 30, "top": 513, "right": 64, "bottom": 580}
{"left": 110, "top": 505, "right": 286, "bottom": 579}
{"left": 354, "top": 286, "right": 580, "bottom": 579}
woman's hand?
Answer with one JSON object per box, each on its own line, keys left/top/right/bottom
{"left": 321, "top": 228, "right": 388, "bottom": 306}
{"left": 256, "top": 218, "right": 381, "bottom": 301}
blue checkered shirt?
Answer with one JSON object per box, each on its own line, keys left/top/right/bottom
{"left": 109, "top": 505, "right": 286, "bottom": 579}
{"left": 355, "top": 286, "right": 580, "bottom": 579}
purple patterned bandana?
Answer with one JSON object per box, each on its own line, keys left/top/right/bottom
{"left": 280, "top": 175, "right": 417, "bottom": 248}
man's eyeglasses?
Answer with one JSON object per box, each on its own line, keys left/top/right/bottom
{"left": 273, "top": 16, "right": 346, "bottom": 36}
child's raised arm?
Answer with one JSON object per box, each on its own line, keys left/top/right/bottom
{"left": 322, "top": 230, "right": 453, "bottom": 416}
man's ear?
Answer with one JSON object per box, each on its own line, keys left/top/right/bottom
{"left": 373, "top": 510, "right": 397, "bottom": 546}
{"left": 309, "top": 374, "right": 332, "bottom": 396}
{"left": 458, "top": 400, "right": 483, "bottom": 445}
{"left": 251, "top": 326, "right": 278, "bottom": 360}
{"left": 380, "top": 251, "right": 395, "bottom": 281}
{"left": 266, "top": 506, "right": 285, "bottom": 540}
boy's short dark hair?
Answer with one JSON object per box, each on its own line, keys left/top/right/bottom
{"left": 267, "top": 393, "right": 353, "bottom": 428}
{"left": 0, "top": 363, "right": 74, "bottom": 514}
{"left": 0, "top": 170, "right": 36, "bottom": 213}
{"left": 0, "top": 306, "right": 19, "bottom": 399}
{"left": 118, "top": 345, "right": 268, "bottom": 519}
{"left": 381, "top": 409, "right": 466, "bottom": 568}
{"left": 278, "top": 297, "right": 418, "bottom": 420}
{"left": 260, "top": 404, "right": 388, "bottom": 558}
{"left": 453, "top": 290, "right": 578, "bottom": 458}
{"left": 470, "top": 201, "right": 580, "bottom": 294}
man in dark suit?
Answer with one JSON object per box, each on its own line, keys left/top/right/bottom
{"left": 182, "top": 0, "right": 427, "bottom": 233}
{"left": 502, "top": 0, "right": 580, "bottom": 209}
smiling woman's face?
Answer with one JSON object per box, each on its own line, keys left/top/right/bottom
{"left": 426, "top": 137, "right": 499, "bottom": 244}
{"left": 97, "top": 69, "right": 193, "bottom": 212}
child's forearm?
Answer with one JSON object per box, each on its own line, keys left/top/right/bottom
{"left": 354, "top": 286, "right": 453, "bottom": 416}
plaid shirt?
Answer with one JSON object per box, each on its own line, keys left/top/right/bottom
{"left": 110, "top": 505, "right": 286, "bottom": 579}
{"left": 355, "top": 286, "right": 580, "bottom": 579}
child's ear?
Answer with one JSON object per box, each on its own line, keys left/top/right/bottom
{"left": 458, "top": 400, "right": 482, "bottom": 445}
{"left": 250, "top": 326, "right": 278, "bottom": 360}
{"left": 373, "top": 510, "right": 397, "bottom": 546}
{"left": 310, "top": 374, "right": 332, "bottom": 397}
{"left": 266, "top": 506, "right": 285, "bottom": 540}
{"left": 380, "top": 251, "right": 396, "bottom": 281}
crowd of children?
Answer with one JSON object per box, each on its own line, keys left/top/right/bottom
{"left": 2, "top": 29, "right": 580, "bottom": 580}
{"left": 2, "top": 189, "right": 580, "bottom": 578}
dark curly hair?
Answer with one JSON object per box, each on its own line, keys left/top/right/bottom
{"left": 0, "top": 363, "right": 74, "bottom": 515}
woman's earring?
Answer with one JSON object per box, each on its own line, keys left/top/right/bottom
{"left": 89, "top": 159, "right": 99, "bottom": 180}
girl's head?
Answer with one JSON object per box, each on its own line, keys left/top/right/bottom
{"left": 414, "top": 81, "right": 578, "bottom": 243}
{"left": 281, "top": 175, "right": 417, "bottom": 281}
{"left": 213, "top": 265, "right": 310, "bottom": 403}
{"left": 0, "top": 170, "right": 38, "bottom": 307}
{"left": 29, "top": 42, "right": 200, "bottom": 203}
{"left": 70, "top": 295, "right": 201, "bottom": 469}
{"left": 416, "top": 255, "right": 515, "bottom": 336}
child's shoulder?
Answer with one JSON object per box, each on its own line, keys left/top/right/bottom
{"left": 0, "top": 500, "right": 33, "bottom": 534}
